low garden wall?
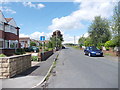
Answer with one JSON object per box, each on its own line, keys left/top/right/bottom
{"left": 3, "top": 49, "right": 15, "bottom": 56}
{"left": 103, "top": 50, "right": 120, "bottom": 57}
{"left": 0, "top": 54, "right": 31, "bottom": 78}
{"left": 39, "top": 50, "right": 54, "bottom": 61}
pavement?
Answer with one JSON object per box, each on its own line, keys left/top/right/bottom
{"left": 47, "top": 47, "right": 118, "bottom": 88}
{"left": 1, "top": 51, "right": 59, "bottom": 88}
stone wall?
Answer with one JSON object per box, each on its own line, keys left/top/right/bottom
{"left": 0, "top": 54, "right": 31, "bottom": 78}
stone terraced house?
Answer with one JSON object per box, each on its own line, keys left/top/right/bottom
{"left": 0, "top": 10, "right": 20, "bottom": 56}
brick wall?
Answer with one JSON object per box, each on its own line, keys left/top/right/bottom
{"left": 3, "top": 49, "right": 15, "bottom": 56}
{"left": 4, "top": 32, "right": 19, "bottom": 40}
{"left": 40, "top": 50, "right": 53, "bottom": 61}
{"left": 0, "top": 30, "right": 4, "bottom": 39}
{"left": 0, "top": 54, "right": 31, "bottom": 78}
{"left": 0, "top": 49, "right": 2, "bottom": 54}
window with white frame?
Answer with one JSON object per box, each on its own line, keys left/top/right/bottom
{"left": 5, "top": 40, "right": 18, "bottom": 49}
{"left": 10, "top": 25, "right": 17, "bottom": 35}
{"left": 5, "top": 40, "right": 9, "bottom": 48}
{"left": 0, "top": 41, "right": 3, "bottom": 48}
{"left": 5, "top": 25, "right": 17, "bottom": 35}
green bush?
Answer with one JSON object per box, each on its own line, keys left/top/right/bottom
{"left": 104, "top": 40, "right": 116, "bottom": 51}
{"left": 104, "top": 40, "right": 116, "bottom": 47}
{"left": 31, "top": 56, "right": 38, "bottom": 61}
{"left": 15, "top": 48, "right": 26, "bottom": 55}
{"left": 105, "top": 47, "right": 110, "bottom": 51}
{"left": 79, "top": 44, "right": 84, "bottom": 48}
{"left": 44, "top": 48, "right": 49, "bottom": 52}
{"left": 73, "top": 46, "right": 79, "bottom": 48}
{"left": 48, "top": 48, "right": 53, "bottom": 51}
{"left": 0, "top": 54, "right": 6, "bottom": 57}
{"left": 30, "top": 41, "right": 36, "bottom": 46}
{"left": 97, "top": 46, "right": 102, "bottom": 50}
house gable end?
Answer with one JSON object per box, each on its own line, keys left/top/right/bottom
{"left": 8, "top": 18, "right": 17, "bottom": 27}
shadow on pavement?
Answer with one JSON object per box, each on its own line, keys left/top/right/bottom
{"left": 12, "top": 65, "right": 40, "bottom": 78}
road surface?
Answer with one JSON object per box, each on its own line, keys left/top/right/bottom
{"left": 47, "top": 47, "right": 118, "bottom": 88}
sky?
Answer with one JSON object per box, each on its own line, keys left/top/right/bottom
{"left": 0, "top": 0, "right": 118, "bottom": 44}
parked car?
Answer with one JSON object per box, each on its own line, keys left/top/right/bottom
{"left": 26, "top": 46, "right": 39, "bottom": 52}
{"left": 84, "top": 46, "right": 103, "bottom": 57}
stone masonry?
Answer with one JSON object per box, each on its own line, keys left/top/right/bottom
{"left": 0, "top": 54, "right": 31, "bottom": 78}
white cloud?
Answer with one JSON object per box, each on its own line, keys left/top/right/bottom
{"left": 37, "top": 3, "right": 45, "bottom": 8}
{"left": 20, "top": 32, "right": 52, "bottom": 40}
{"left": 0, "top": 6, "right": 16, "bottom": 14}
{"left": 19, "top": 24, "right": 23, "bottom": 26}
{"left": 63, "top": 34, "right": 80, "bottom": 44}
{"left": 30, "top": 32, "right": 45, "bottom": 40}
{"left": 23, "top": 2, "right": 36, "bottom": 8}
{"left": 19, "top": 34, "right": 29, "bottom": 37}
{"left": 48, "top": 16, "right": 84, "bottom": 31}
{"left": 63, "top": 33, "right": 89, "bottom": 44}
{"left": 82, "top": 33, "right": 89, "bottom": 38}
{"left": 23, "top": 2, "right": 45, "bottom": 9}
{"left": 48, "top": 0, "right": 117, "bottom": 32}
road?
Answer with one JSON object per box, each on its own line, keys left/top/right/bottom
{"left": 47, "top": 47, "right": 118, "bottom": 88}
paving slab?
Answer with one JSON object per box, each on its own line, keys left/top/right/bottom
{"left": 2, "top": 76, "right": 44, "bottom": 88}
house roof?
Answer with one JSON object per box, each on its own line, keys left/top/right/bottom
{"left": 19, "top": 37, "right": 30, "bottom": 41}
{"left": 5, "top": 18, "right": 13, "bottom": 22}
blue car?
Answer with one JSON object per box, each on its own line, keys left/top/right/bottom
{"left": 84, "top": 46, "right": 103, "bottom": 57}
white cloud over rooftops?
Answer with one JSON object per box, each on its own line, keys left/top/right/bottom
{"left": 0, "top": 6, "right": 16, "bottom": 14}
{"left": 48, "top": 0, "right": 117, "bottom": 32}
{"left": 23, "top": 2, "right": 45, "bottom": 9}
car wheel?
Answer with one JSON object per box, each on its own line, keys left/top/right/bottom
{"left": 88, "top": 53, "right": 91, "bottom": 57}
{"left": 84, "top": 52, "right": 86, "bottom": 55}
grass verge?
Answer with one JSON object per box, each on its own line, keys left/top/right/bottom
{"left": 45, "top": 60, "right": 57, "bottom": 81}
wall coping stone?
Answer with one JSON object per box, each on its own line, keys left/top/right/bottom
{"left": 0, "top": 54, "right": 31, "bottom": 59}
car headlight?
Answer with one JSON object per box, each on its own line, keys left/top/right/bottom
{"left": 91, "top": 51, "right": 96, "bottom": 53}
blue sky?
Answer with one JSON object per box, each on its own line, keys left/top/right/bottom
{"left": 0, "top": 1, "right": 118, "bottom": 43}
{"left": 2, "top": 2, "right": 76, "bottom": 33}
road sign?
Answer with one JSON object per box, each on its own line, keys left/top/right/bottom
{"left": 40, "top": 36, "right": 45, "bottom": 41}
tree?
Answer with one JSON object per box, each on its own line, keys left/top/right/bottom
{"left": 30, "top": 41, "right": 36, "bottom": 46}
{"left": 88, "top": 16, "right": 111, "bottom": 46}
{"left": 46, "top": 41, "right": 53, "bottom": 48}
{"left": 111, "top": 2, "right": 120, "bottom": 47}
{"left": 50, "top": 37, "right": 56, "bottom": 48}
{"left": 84, "top": 37, "right": 93, "bottom": 47}
{"left": 78, "top": 37, "right": 86, "bottom": 47}
{"left": 51, "top": 30, "right": 64, "bottom": 49}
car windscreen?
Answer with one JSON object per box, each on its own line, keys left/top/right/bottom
{"left": 90, "top": 47, "right": 99, "bottom": 50}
